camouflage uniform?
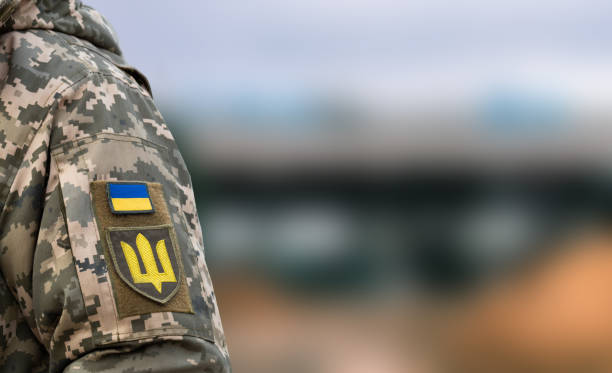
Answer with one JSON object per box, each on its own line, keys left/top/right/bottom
{"left": 0, "top": 0, "right": 230, "bottom": 371}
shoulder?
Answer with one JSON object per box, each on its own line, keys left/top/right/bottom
{"left": 1, "top": 29, "right": 172, "bottom": 150}
{"left": 1, "top": 29, "right": 148, "bottom": 100}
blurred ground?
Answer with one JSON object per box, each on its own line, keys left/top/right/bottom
{"left": 214, "top": 273, "right": 421, "bottom": 373}
{"left": 89, "top": 1, "right": 612, "bottom": 372}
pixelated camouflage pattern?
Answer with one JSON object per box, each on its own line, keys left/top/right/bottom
{"left": 0, "top": 0, "right": 230, "bottom": 371}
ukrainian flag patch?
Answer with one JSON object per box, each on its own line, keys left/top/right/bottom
{"left": 107, "top": 182, "right": 155, "bottom": 214}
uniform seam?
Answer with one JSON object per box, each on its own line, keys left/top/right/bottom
{"left": 50, "top": 151, "right": 101, "bottom": 348}
{"left": 114, "top": 327, "right": 209, "bottom": 336}
{"left": 50, "top": 133, "right": 169, "bottom": 153}
{"left": 109, "top": 330, "right": 216, "bottom": 345}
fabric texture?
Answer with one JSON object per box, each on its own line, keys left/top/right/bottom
{"left": 0, "top": 1, "right": 230, "bottom": 372}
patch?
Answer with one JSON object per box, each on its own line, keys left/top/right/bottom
{"left": 106, "top": 225, "right": 181, "bottom": 303}
{"left": 107, "top": 182, "right": 154, "bottom": 214}
{"left": 90, "top": 181, "right": 193, "bottom": 317}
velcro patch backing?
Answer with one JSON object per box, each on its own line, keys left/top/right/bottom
{"left": 90, "top": 181, "right": 193, "bottom": 318}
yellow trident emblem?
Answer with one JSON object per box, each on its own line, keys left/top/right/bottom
{"left": 120, "top": 233, "right": 177, "bottom": 293}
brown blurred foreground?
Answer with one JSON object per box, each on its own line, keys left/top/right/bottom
{"left": 215, "top": 230, "right": 612, "bottom": 373}
{"left": 441, "top": 231, "right": 612, "bottom": 373}
{"left": 215, "top": 273, "right": 429, "bottom": 373}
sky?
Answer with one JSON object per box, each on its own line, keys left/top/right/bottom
{"left": 86, "top": 0, "right": 612, "bottom": 117}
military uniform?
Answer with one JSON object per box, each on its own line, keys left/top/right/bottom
{"left": 0, "top": 0, "right": 230, "bottom": 371}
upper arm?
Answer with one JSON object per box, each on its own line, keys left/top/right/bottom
{"left": 44, "top": 67, "right": 228, "bottom": 369}
{"left": 0, "top": 51, "right": 229, "bottom": 371}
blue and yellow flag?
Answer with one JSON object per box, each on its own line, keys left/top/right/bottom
{"left": 107, "top": 182, "right": 154, "bottom": 214}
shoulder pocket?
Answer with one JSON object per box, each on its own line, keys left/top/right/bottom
{"left": 50, "top": 133, "right": 215, "bottom": 346}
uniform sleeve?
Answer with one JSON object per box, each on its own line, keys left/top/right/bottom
{"left": 23, "top": 68, "right": 230, "bottom": 371}
{"left": 35, "top": 179, "right": 229, "bottom": 372}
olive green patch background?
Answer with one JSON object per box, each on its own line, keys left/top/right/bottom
{"left": 90, "top": 181, "right": 193, "bottom": 318}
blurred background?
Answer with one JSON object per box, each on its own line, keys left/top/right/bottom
{"left": 90, "top": 1, "right": 612, "bottom": 372}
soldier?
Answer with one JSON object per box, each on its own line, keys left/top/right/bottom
{"left": 0, "top": 0, "right": 230, "bottom": 371}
